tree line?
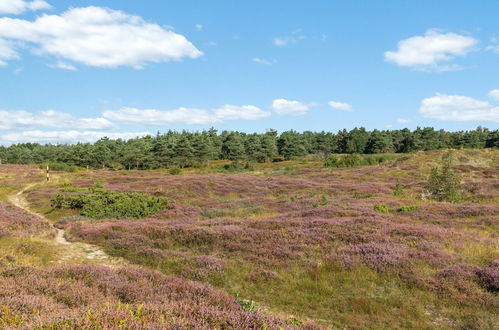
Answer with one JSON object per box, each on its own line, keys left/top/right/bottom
{"left": 0, "top": 127, "right": 497, "bottom": 170}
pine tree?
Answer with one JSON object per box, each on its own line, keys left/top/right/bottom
{"left": 221, "top": 132, "right": 245, "bottom": 161}
{"left": 277, "top": 130, "right": 307, "bottom": 160}
{"left": 173, "top": 135, "right": 194, "bottom": 168}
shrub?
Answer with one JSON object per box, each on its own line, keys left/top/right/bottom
{"left": 235, "top": 293, "right": 258, "bottom": 313}
{"left": 477, "top": 260, "right": 499, "bottom": 293}
{"left": 324, "top": 154, "right": 398, "bottom": 168}
{"left": 425, "top": 152, "right": 462, "bottom": 202}
{"left": 220, "top": 162, "right": 254, "bottom": 173}
{"left": 398, "top": 205, "right": 420, "bottom": 212}
{"left": 373, "top": 204, "right": 390, "bottom": 214}
{"left": 353, "top": 192, "right": 374, "bottom": 199}
{"left": 168, "top": 166, "right": 182, "bottom": 175}
{"left": 52, "top": 188, "right": 168, "bottom": 219}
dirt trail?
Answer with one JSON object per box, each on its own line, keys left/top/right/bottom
{"left": 8, "top": 184, "right": 126, "bottom": 268}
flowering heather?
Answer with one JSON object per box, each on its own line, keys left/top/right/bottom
{"left": 13, "top": 149, "right": 499, "bottom": 328}
{"left": 0, "top": 165, "right": 44, "bottom": 188}
{"left": 0, "top": 263, "right": 291, "bottom": 329}
{"left": 347, "top": 242, "right": 410, "bottom": 271}
{"left": 477, "top": 260, "right": 499, "bottom": 292}
{"left": 0, "top": 202, "right": 50, "bottom": 237}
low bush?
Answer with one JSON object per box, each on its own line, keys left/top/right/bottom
{"left": 168, "top": 166, "right": 182, "bottom": 175}
{"left": 324, "top": 154, "right": 398, "bottom": 168}
{"left": 398, "top": 205, "right": 420, "bottom": 212}
{"left": 373, "top": 204, "right": 390, "bottom": 214}
{"left": 52, "top": 188, "right": 168, "bottom": 219}
{"left": 220, "top": 162, "right": 254, "bottom": 173}
{"left": 425, "top": 152, "right": 462, "bottom": 202}
{"left": 353, "top": 192, "right": 375, "bottom": 199}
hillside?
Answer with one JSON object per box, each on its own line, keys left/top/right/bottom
{"left": 0, "top": 149, "right": 498, "bottom": 328}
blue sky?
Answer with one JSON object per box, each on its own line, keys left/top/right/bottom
{"left": 0, "top": 0, "right": 498, "bottom": 144}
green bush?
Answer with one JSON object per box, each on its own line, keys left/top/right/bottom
{"left": 235, "top": 293, "right": 257, "bottom": 313}
{"left": 220, "top": 162, "right": 254, "bottom": 173}
{"left": 52, "top": 188, "right": 168, "bottom": 219}
{"left": 324, "top": 154, "right": 399, "bottom": 168}
{"left": 373, "top": 204, "right": 390, "bottom": 214}
{"left": 168, "top": 166, "right": 182, "bottom": 175}
{"left": 425, "top": 152, "right": 462, "bottom": 202}
{"left": 398, "top": 205, "right": 420, "bottom": 212}
{"left": 353, "top": 192, "right": 375, "bottom": 199}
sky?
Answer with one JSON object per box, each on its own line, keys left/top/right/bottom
{"left": 0, "top": 0, "right": 498, "bottom": 145}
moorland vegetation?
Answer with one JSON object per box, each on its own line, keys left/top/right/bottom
{"left": 0, "top": 147, "right": 497, "bottom": 328}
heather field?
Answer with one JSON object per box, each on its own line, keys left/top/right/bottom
{"left": 1, "top": 149, "right": 498, "bottom": 328}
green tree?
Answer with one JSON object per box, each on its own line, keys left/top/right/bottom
{"left": 173, "top": 135, "right": 194, "bottom": 168}
{"left": 191, "top": 133, "right": 212, "bottom": 167}
{"left": 221, "top": 132, "right": 245, "bottom": 161}
{"left": 277, "top": 130, "right": 307, "bottom": 160}
{"left": 365, "top": 130, "right": 394, "bottom": 154}
{"left": 259, "top": 131, "right": 278, "bottom": 162}
{"left": 425, "top": 152, "right": 461, "bottom": 202}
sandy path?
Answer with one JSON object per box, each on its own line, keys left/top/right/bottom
{"left": 8, "top": 184, "right": 126, "bottom": 268}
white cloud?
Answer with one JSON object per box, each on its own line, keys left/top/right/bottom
{"left": 0, "top": 38, "right": 18, "bottom": 65}
{"left": 273, "top": 29, "right": 305, "bottom": 47}
{"left": 489, "top": 89, "right": 499, "bottom": 101}
{"left": 0, "top": 130, "right": 150, "bottom": 145}
{"left": 0, "top": 109, "right": 115, "bottom": 130}
{"left": 103, "top": 104, "right": 270, "bottom": 126}
{"left": 214, "top": 105, "right": 270, "bottom": 120}
{"left": 396, "top": 118, "right": 409, "bottom": 123}
{"left": 195, "top": 24, "right": 203, "bottom": 31}
{"left": 272, "top": 98, "right": 311, "bottom": 115}
{"left": 419, "top": 93, "right": 499, "bottom": 122}
{"left": 252, "top": 57, "right": 275, "bottom": 65}
{"left": 0, "top": 0, "right": 51, "bottom": 15}
{"left": 328, "top": 101, "right": 354, "bottom": 112}
{"left": 0, "top": 6, "right": 203, "bottom": 68}
{"left": 385, "top": 30, "right": 477, "bottom": 71}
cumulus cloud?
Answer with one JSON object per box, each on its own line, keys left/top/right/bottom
{"left": 385, "top": 30, "right": 477, "bottom": 71}
{"left": 103, "top": 104, "right": 270, "bottom": 126}
{"left": 0, "top": 38, "right": 17, "bottom": 65}
{"left": 489, "top": 89, "right": 499, "bottom": 101}
{"left": 0, "top": 130, "right": 150, "bottom": 145}
{"left": 213, "top": 105, "right": 270, "bottom": 120}
{"left": 0, "top": 0, "right": 51, "bottom": 15}
{"left": 0, "top": 6, "right": 203, "bottom": 68}
{"left": 272, "top": 98, "right": 312, "bottom": 115}
{"left": 0, "top": 109, "right": 115, "bottom": 130}
{"left": 419, "top": 93, "right": 499, "bottom": 122}
{"left": 328, "top": 101, "right": 354, "bottom": 112}
{"left": 252, "top": 57, "right": 275, "bottom": 65}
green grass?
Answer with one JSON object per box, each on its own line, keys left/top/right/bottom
{"left": 0, "top": 237, "right": 61, "bottom": 267}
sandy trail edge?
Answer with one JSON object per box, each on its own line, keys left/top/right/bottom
{"left": 8, "top": 184, "right": 125, "bottom": 268}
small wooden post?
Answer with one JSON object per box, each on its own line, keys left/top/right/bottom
{"left": 46, "top": 165, "right": 50, "bottom": 181}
